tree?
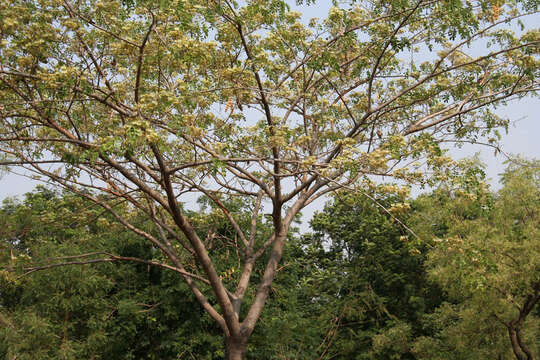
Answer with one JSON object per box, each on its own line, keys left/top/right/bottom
{"left": 0, "top": 188, "right": 226, "bottom": 359}
{"left": 0, "top": 0, "right": 538, "bottom": 357}
{"left": 301, "top": 191, "right": 443, "bottom": 359}
{"left": 410, "top": 160, "right": 540, "bottom": 360}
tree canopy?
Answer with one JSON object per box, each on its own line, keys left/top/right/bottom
{"left": 411, "top": 160, "right": 540, "bottom": 360}
{"left": 1, "top": 0, "right": 539, "bottom": 358}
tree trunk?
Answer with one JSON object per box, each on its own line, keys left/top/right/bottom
{"left": 516, "top": 327, "right": 534, "bottom": 360}
{"left": 225, "top": 336, "right": 248, "bottom": 360}
{"left": 508, "top": 325, "right": 526, "bottom": 360}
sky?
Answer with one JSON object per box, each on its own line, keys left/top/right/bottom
{"left": 1, "top": 2, "right": 539, "bottom": 213}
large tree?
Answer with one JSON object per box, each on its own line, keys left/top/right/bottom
{"left": 0, "top": 0, "right": 538, "bottom": 357}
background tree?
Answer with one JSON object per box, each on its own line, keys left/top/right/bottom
{"left": 410, "top": 160, "right": 540, "bottom": 360}
{"left": 298, "top": 190, "right": 442, "bottom": 359}
{"left": 0, "top": 188, "right": 227, "bottom": 359}
{"left": 1, "top": 0, "right": 538, "bottom": 357}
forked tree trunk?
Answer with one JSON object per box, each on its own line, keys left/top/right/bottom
{"left": 225, "top": 336, "right": 248, "bottom": 360}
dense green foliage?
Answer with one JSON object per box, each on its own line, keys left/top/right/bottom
{"left": 0, "top": 188, "right": 225, "bottom": 359}
{"left": 296, "top": 191, "right": 442, "bottom": 359}
{"left": 2, "top": 187, "right": 422, "bottom": 359}
{"left": 3, "top": 160, "right": 539, "bottom": 359}
{"left": 411, "top": 160, "right": 540, "bottom": 360}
